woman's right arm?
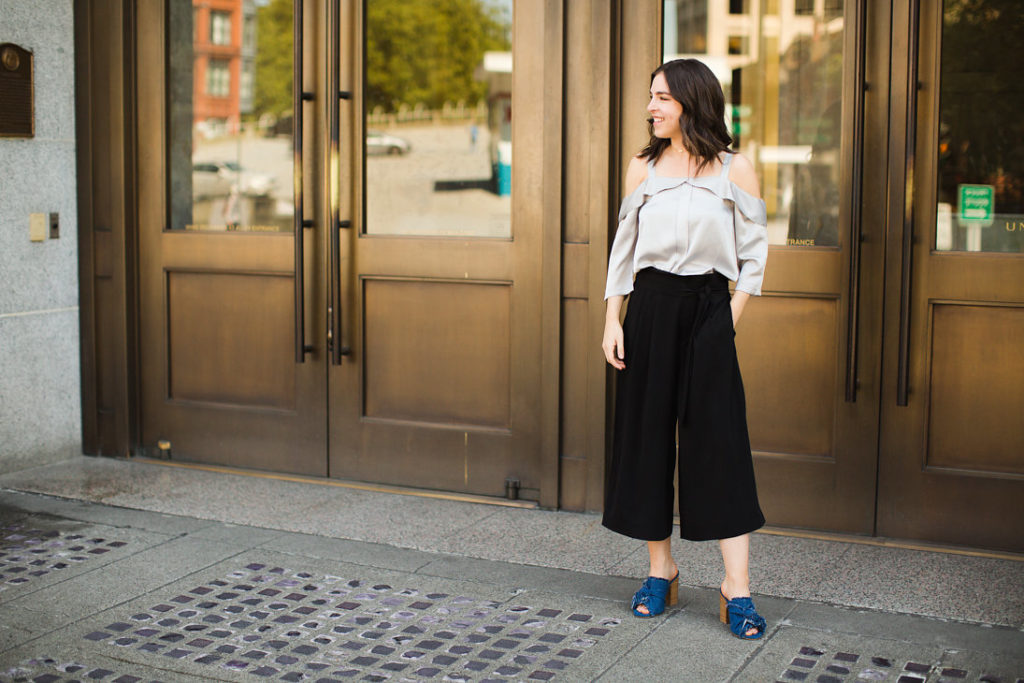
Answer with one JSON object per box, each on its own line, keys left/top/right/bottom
{"left": 602, "top": 157, "right": 648, "bottom": 369}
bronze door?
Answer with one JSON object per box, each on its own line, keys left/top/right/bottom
{"left": 136, "top": 0, "right": 326, "bottom": 475}
{"left": 660, "top": 0, "right": 1024, "bottom": 549}
{"left": 875, "top": 0, "right": 1024, "bottom": 551}
{"left": 694, "top": 1, "right": 892, "bottom": 534}
{"left": 135, "top": 0, "right": 551, "bottom": 498}
{"left": 325, "top": 2, "right": 555, "bottom": 501}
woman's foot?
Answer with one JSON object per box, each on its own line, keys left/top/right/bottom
{"left": 633, "top": 562, "right": 678, "bottom": 616}
{"left": 720, "top": 580, "right": 764, "bottom": 638}
{"left": 631, "top": 569, "right": 679, "bottom": 617}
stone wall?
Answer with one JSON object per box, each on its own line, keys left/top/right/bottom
{"left": 0, "top": 0, "right": 81, "bottom": 473}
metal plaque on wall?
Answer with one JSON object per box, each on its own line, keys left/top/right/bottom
{"left": 0, "top": 43, "right": 33, "bottom": 137}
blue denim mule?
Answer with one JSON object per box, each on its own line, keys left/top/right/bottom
{"left": 719, "top": 590, "right": 766, "bottom": 639}
{"left": 630, "top": 571, "right": 679, "bottom": 617}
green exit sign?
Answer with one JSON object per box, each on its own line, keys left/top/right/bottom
{"left": 959, "top": 184, "right": 994, "bottom": 224}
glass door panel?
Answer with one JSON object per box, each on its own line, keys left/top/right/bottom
{"left": 665, "top": 0, "right": 846, "bottom": 248}
{"left": 167, "top": 0, "right": 294, "bottom": 233}
{"left": 363, "top": 0, "right": 512, "bottom": 237}
{"left": 933, "top": 1, "right": 1024, "bottom": 253}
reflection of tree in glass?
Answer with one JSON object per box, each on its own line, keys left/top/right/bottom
{"left": 366, "top": 0, "right": 510, "bottom": 113}
{"left": 938, "top": 0, "right": 1023, "bottom": 252}
{"left": 253, "top": 0, "right": 293, "bottom": 121}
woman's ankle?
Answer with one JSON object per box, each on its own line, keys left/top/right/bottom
{"left": 648, "top": 562, "right": 677, "bottom": 579}
{"left": 720, "top": 576, "right": 750, "bottom": 599}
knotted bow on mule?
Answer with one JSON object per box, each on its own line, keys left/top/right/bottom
{"left": 719, "top": 590, "right": 767, "bottom": 639}
{"left": 630, "top": 571, "right": 679, "bottom": 618}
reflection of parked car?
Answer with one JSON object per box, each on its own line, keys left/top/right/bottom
{"left": 192, "top": 161, "right": 275, "bottom": 199}
{"left": 366, "top": 131, "right": 411, "bottom": 155}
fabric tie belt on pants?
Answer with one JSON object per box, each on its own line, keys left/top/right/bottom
{"left": 632, "top": 268, "right": 730, "bottom": 423}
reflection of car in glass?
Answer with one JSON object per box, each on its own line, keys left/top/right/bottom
{"left": 366, "top": 131, "right": 411, "bottom": 156}
{"left": 192, "top": 161, "right": 275, "bottom": 199}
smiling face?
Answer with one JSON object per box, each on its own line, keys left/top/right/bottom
{"left": 648, "top": 72, "right": 683, "bottom": 140}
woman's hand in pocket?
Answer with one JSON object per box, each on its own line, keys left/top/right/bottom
{"left": 730, "top": 290, "right": 750, "bottom": 328}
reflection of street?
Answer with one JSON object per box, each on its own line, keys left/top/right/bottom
{"left": 367, "top": 124, "right": 511, "bottom": 237}
{"left": 189, "top": 193, "right": 282, "bottom": 232}
{"left": 185, "top": 126, "right": 511, "bottom": 236}
{"left": 190, "top": 134, "right": 293, "bottom": 232}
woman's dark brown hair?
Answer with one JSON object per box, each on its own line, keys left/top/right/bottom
{"left": 639, "top": 58, "right": 733, "bottom": 174}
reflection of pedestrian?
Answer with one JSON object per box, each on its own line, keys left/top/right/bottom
{"left": 788, "top": 100, "right": 840, "bottom": 246}
{"left": 602, "top": 59, "right": 768, "bottom": 639}
{"left": 470, "top": 123, "right": 478, "bottom": 151}
{"left": 223, "top": 184, "right": 241, "bottom": 230}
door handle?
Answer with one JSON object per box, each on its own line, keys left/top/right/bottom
{"left": 896, "top": 0, "right": 921, "bottom": 407}
{"left": 844, "top": 0, "right": 868, "bottom": 403}
{"left": 327, "top": 0, "right": 352, "bottom": 364}
{"left": 293, "top": 0, "right": 315, "bottom": 363}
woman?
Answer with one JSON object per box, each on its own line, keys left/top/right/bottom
{"left": 601, "top": 59, "right": 768, "bottom": 639}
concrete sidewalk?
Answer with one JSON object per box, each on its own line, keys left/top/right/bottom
{"left": 0, "top": 457, "right": 1022, "bottom": 682}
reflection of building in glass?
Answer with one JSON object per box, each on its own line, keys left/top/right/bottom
{"left": 936, "top": 0, "right": 1024, "bottom": 253}
{"left": 192, "top": 0, "right": 257, "bottom": 138}
{"left": 477, "top": 52, "right": 512, "bottom": 197}
{"left": 664, "top": 0, "right": 843, "bottom": 246}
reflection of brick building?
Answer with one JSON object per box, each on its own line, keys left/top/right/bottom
{"left": 192, "top": 0, "right": 256, "bottom": 137}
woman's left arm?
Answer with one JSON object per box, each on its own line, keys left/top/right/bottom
{"left": 730, "top": 289, "right": 750, "bottom": 328}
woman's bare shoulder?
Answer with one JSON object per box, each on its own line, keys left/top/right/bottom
{"left": 624, "top": 155, "right": 649, "bottom": 196}
{"left": 727, "top": 152, "right": 761, "bottom": 198}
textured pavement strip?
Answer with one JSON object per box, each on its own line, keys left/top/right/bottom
{"left": 0, "top": 546, "right": 649, "bottom": 682}
{"left": 0, "top": 519, "right": 141, "bottom": 598}
{"left": 0, "top": 490, "right": 1021, "bottom": 681}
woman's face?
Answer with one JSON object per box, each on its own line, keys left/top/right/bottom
{"left": 648, "top": 72, "right": 683, "bottom": 139}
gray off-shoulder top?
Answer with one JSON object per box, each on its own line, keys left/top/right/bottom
{"left": 604, "top": 152, "right": 768, "bottom": 300}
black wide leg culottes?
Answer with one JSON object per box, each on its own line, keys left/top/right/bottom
{"left": 602, "top": 268, "right": 765, "bottom": 542}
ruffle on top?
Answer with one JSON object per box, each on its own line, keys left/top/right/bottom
{"left": 621, "top": 172, "right": 767, "bottom": 227}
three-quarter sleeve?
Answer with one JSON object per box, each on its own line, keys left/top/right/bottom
{"left": 604, "top": 185, "right": 647, "bottom": 300}
{"left": 732, "top": 189, "right": 768, "bottom": 296}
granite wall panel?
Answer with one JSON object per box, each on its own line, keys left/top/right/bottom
{"left": 0, "top": 310, "right": 82, "bottom": 473}
{"left": 0, "top": 0, "right": 81, "bottom": 472}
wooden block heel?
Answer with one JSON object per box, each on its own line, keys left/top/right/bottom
{"left": 668, "top": 577, "right": 679, "bottom": 607}
{"left": 719, "top": 593, "right": 728, "bottom": 623}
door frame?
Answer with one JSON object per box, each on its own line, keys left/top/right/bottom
{"left": 75, "top": 0, "right": 139, "bottom": 458}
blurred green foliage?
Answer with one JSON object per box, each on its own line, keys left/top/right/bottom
{"left": 366, "top": 0, "right": 510, "bottom": 112}
{"left": 252, "top": 0, "right": 510, "bottom": 118}
{"left": 253, "top": 0, "right": 293, "bottom": 118}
